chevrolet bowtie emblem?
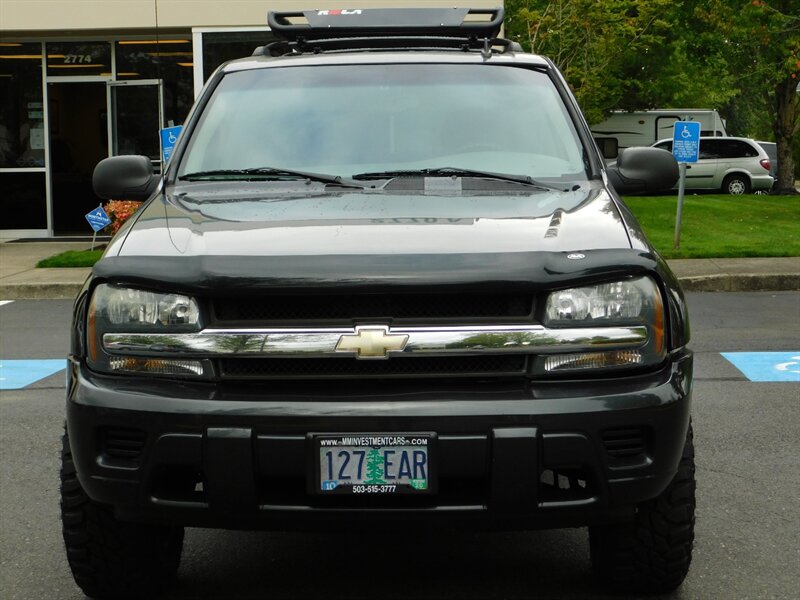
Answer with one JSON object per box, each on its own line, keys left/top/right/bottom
{"left": 335, "top": 326, "right": 409, "bottom": 359}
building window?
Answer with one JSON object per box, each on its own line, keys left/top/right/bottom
{"left": 201, "top": 31, "right": 275, "bottom": 81}
{"left": 46, "top": 42, "right": 112, "bottom": 77}
{"left": 115, "top": 39, "right": 194, "bottom": 126}
{"left": 0, "top": 42, "right": 45, "bottom": 168}
{"left": 0, "top": 172, "right": 47, "bottom": 229}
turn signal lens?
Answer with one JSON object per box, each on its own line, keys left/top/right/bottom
{"left": 545, "top": 350, "right": 643, "bottom": 372}
{"left": 108, "top": 357, "right": 204, "bottom": 376}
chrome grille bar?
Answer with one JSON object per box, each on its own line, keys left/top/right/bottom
{"left": 103, "top": 324, "right": 648, "bottom": 359}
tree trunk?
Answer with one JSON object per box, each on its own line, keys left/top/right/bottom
{"left": 772, "top": 74, "right": 799, "bottom": 195}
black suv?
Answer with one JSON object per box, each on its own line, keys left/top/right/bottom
{"left": 62, "top": 8, "right": 694, "bottom": 598}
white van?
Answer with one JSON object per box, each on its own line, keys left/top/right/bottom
{"left": 651, "top": 137, "right": 774, "bottom": 194}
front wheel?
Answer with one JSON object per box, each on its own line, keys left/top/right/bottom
{"left": 722, "top": 174, "right": 750, "bottom": 195}
{"left": 589, "top": 423, "right": 695, "bottom": 593}
{"left": 60, "top": 426, "right": 184, "bottom": 599}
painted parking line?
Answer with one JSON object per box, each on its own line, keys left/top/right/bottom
{"left": 721, "top": 352, "right": 800, "bottom": 383}
{"left": 0, "top": 301, "right": 14, "bottom": 307}
{"left": 0, "top": 359, "right": 67, "bottom": 390}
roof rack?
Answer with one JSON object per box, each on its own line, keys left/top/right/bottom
{"left": 260, "top": 35, "right": 520, "bottom": 58}
{"left": 267, "top": 7, "right": 505, "bottom": 41}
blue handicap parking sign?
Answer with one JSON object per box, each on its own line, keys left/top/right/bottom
{"left": 85, "top": 205, "right": 111, "bottom": 232}
{"left": 672, "top": 121, "right": 701, "bottom": 163}
{"left": 160, "top": 125, "right": 183, "bottom": 163}
{"left": 721, "top": 352, "right": 800, "bottom": 382}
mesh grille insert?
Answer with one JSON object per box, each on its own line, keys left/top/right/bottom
{"left": 214, "top": 293, "right": 532, "bottom": 323}
{"left": 221, "top": 355, "right": 527, "bottom": 379}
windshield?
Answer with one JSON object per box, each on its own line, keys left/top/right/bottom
{"left": 178, "top": 63, "right": 587, "bottom": 182}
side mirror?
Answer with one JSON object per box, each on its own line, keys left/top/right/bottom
{"left": 93, "top": 155, "right": 159, "bottom": 201}
{"left": 606, "top": 147, "right": 678, "bottom": 195}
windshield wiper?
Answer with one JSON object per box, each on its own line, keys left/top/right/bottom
{"left": 179, "top": 167, "right": 357, "bottom": 187}
{"left": 351, "top": 167, "right": 571, "bottom": 191}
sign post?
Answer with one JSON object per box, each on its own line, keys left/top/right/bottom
{"left": 671, "top": 121, "right": 701, "bottom": 249}
{"left": 85, "top": 204, "right": 111, "bottom": 250}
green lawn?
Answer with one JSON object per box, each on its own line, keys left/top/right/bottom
{"left": 623, "top": 194, "right": 800, "bottom": 259}
{"left": 36, "top": 249, "right": 105, "bottom": 268}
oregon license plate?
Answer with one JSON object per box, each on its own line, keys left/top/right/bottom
{"left": 315, "top": 434, "right": 434, "bottom": 495}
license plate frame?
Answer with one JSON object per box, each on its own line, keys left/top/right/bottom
{"left": 310, "top": 433, "right": 437, "bottom": 495}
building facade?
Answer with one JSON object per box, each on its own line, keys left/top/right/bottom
{"left": 1, "top": 0, "right": 498, "bottom": 238}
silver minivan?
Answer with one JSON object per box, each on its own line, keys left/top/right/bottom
{"left": 651, "top": 137, "right": 773, "bottom": 194}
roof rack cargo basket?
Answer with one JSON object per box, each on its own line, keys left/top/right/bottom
{"left": 267, "top": 7, "right": 505, "bottom": 42}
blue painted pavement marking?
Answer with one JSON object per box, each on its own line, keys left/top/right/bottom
{"left": 721, "top": 352, "right": 800, "bottom": 383}
{"left": 0, "top": 360, "right": 67, "bottom": 390}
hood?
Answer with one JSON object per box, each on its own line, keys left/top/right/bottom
{"left": 95, "top": 183, "right": 652, "bottom": 293}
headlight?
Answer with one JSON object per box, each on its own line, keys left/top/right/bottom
{"left": 87, "top": 284, "right": 210, "bottom": 378}
{"left": 540, "top": 276, "right": 665, "bottom": 373}
{"left": 100, "top": 286, "right": 200, "bottom": 328}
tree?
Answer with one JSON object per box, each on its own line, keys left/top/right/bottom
{"left": 364, "top": 449, "right": 386, "bottom": 485}
{"left": 504, "top": 1, "right": 799, "bottom": 192}
{"left": 700, "top": 0, "right": 799, "bottom": 193}
{"left": 505, "top": 0, "right": 664, "bottom": 123}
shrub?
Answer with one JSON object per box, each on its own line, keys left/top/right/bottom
{"left": 104, "top": 200, "right": 143, "bottom": 235}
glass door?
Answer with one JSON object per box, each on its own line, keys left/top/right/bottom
{"left": 107, "top": 80, "right": 164, "bottom": 171}
{"left": 48, "top": 81, "right": 109, "bottom": 234}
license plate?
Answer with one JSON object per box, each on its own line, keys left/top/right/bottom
{"left": 314, "top": 434, "right": 434, "bottom": 495}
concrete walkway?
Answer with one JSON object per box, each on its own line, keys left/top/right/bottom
{"left": 0, "top": 240, "right": 798, "bottom": 300}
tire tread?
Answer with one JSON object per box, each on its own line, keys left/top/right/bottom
{"left": 60, "top": 426, "right": 184, "bottom": 599}
{"left": 590, "top": 423, "right": 696, "bottom": 593}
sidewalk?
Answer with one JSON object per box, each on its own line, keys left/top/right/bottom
{"left": 0, "top": 241, "right": 798, "bottom": 300}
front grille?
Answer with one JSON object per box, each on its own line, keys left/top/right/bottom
{"left": 221, "top": 355, "right": 527, "bottom": 380}
{"left": 213, "top": 292, "right": 533, "bottom": 323}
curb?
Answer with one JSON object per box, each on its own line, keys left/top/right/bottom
{"left": 677, "top": 274, "right": 800, "bottom": 292}
{"left": 0, "top": 283, "right": 85, "bottom": 300}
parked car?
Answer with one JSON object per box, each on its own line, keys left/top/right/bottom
{"left": 755, "top": 141, "right": 778, "bottom": 192}
{"left": 62, "top": 7, "right": 694, "bottom": 599}
{"left": 651, "top": 136, "right": 773, "bottom": 194}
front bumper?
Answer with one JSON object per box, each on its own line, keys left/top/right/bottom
{"left": 66, "top": 350, "right": 692, "bottom": 531}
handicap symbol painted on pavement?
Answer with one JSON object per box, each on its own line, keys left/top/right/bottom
{"left": 0, "top": 359, "right": 67, "bottom": 390}
{"left": 721, "top": 352, "right": 800, "bottom": 383}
